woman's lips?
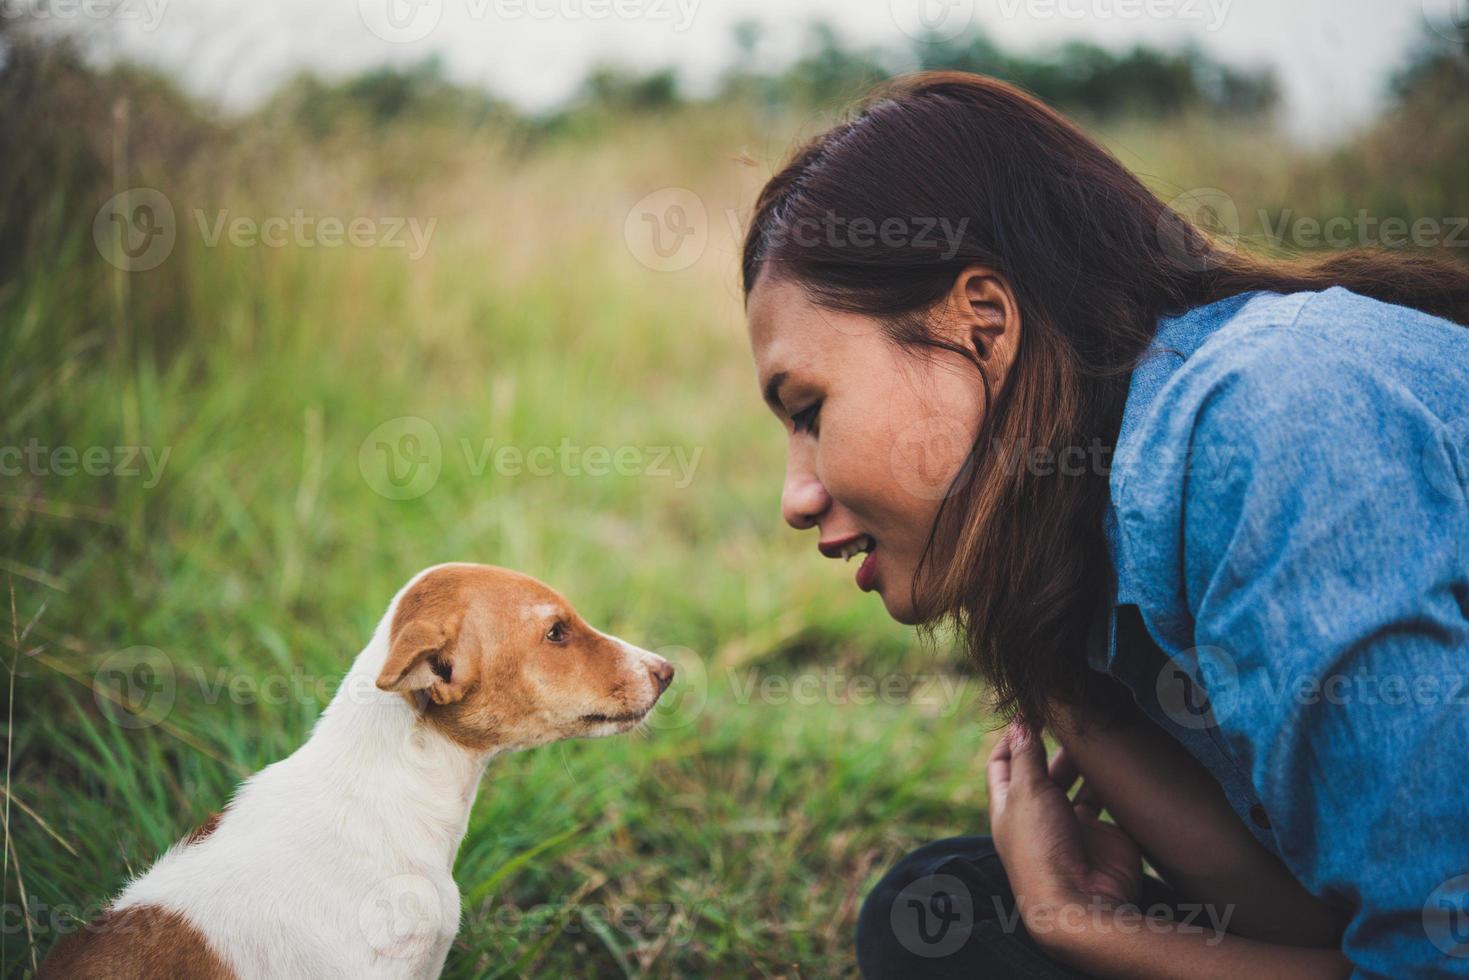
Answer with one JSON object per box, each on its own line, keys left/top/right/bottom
{"left": 855, "top": 548, "right": 879, "bottom": 591}
{"left": 816, "top": 533, "right": 878, "bottom": 591}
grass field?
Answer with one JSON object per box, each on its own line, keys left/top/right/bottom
{"left": 2, "top": 36, "right": 1465, "bottom": 977}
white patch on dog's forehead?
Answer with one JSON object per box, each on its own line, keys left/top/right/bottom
{"left": 523, "top": 602, "right": 559, "bottom": 621}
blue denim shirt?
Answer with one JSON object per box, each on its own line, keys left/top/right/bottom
{"left": 1093, "top": 286, "right": 1469, "bottom": 977}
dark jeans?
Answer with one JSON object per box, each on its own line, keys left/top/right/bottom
{"left": 856, "top": 836, "right": 1181, "bottom": 978}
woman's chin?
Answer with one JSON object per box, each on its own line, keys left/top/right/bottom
{"left": 876, "top": 587, "right": 922, "bottom": 626}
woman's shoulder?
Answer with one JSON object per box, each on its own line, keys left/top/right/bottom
{"left": 1125, "top": 286, "right": 1469, "bottom": 476}
{"left": 1108, "top": 285, "right": 1469, "bottom": 668}
{"left": 1192, "top": 285, "right": 1469, "bottom": 388}
{"left": 1112, "top": 285, "right": 1469, "bottom": 546}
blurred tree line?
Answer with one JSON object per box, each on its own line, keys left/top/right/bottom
{"left": 248, "top": 18, "right": 1284, "bottom": 131}
{"left": 717, "top": 19, "right": 1279, "bottom": 119}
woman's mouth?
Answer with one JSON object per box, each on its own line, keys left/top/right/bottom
{"left": 810, "top": 537, "right": 875, "bottom": 590}
{"left": 825, "top": 534, "right": 879, "bottom": 592}
{"left": 855, "top": 546, "right": 878, "bottom": 592}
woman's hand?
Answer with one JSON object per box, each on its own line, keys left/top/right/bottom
{"left": 986, "top": 720, "right": 1143, "bottom": 938}
{"left": 1043, "top": 696, "right": 1349, "bottom": 948}
{"left": 986, "top": 720, "right": 1354, "bottom": 979}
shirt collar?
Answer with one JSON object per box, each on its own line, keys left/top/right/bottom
{"left": 1116, "top": 291, "right": 1262, "bottom": 450}
{"left": 1093, "top": 291, "right": 1264, "bottom": 671}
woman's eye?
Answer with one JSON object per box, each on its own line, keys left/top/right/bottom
{"left": 545, "top": 622, "right": 567, "bottom": 643}
{"left": 790, "top": 402, "right": 821, "bottom": 435}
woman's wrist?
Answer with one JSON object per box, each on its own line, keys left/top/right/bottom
{"left": 1028, "top": 901, "right": 1351, "bottom": 980}
{"left": 1018, "top": 887, "right": 1149, "bottom": 960}
{"left": 1028, "top": 901, "right": 1189, "bottom": 975}
{"left": 1010, "top": 876, "right": 1081, "bottom": 949}
{"left": 1018, "top": 890, "right": 1102, "bottom": 957}
{"left": 1024, "top": 897, "right": 1121, "bottom": 963}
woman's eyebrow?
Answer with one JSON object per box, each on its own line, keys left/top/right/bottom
{"left": 762, "top": 371, "right": 789, "bottom": 412}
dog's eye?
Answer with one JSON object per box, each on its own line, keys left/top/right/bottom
{"left": 545, "top": 621, "right": 567, "bottom": 644}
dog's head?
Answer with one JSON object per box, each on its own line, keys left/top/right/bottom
{"left": 375, "top": 564, "right": 674, "bottom": 752}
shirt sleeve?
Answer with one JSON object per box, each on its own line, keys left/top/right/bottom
{"left": 1173, "top": 331, "right": 1469, "bottom": 977}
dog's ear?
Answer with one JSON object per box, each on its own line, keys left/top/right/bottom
{"left": 376, "top": 617, "right": 469, "bottom": 705}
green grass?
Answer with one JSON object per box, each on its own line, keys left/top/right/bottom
{"left": 3, "top": 60, "right": 1465, "bottom": 974}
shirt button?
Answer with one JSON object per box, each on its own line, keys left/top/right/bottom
{"left": 1249, "top": 804, "right": 1271, "bottom": 829}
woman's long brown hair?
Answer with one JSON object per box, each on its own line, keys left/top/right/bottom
{"left": 741, "top": 71, "right": 1469, "bottom": 727}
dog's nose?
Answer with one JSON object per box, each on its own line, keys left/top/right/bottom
{"left": 648, "top": 659, "right": 674, "bottom": 694}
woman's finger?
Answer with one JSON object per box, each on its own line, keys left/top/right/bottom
{"left": 986, "top": 728, "right": 1014, "bottom": 815}
{"left": 988, "top": 725, "right": 1015, "bottom": 765}
{"left": 1048, "top": 743, "right": 1079, "bottom": 793}
{"left": 1005, "top": 720, "right": 1048, "bottom": 783}
{"left": 1073, "top": 778, "right": 1102, "bottom": 820}
{"left": 1073, "top": 778, "right": 1101, "bottom": 809}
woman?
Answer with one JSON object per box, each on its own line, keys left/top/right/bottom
{"left": 742, "top": 72, "right": 1469, "bottom": 977}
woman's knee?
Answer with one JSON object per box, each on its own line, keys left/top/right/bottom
{"left": 855, "top": 836, "right": 1005, "bottom": 977}
{"left": 856, "top": 835, "right": 1091, "bottom": 978}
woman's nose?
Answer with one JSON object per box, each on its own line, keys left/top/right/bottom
{"left": 781, "top": 446, "right": 830, "bottom": 530}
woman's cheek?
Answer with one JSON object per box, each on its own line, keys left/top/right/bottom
{"left": 825, "top": 424, "right": 889, "bottom": 514}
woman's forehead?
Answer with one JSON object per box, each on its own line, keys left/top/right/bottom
{"left": 748, "top": 278, "right": 810, "bottom": 378}
{"left": 748, "top": 278, "right": 876, "bottom": 367}
{"left": 747, "top": 277, "right": 806, "bottom": 342}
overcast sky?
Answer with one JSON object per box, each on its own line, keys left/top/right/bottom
{"left": 51, "top": 0, "right": 1458, "bottom": 144}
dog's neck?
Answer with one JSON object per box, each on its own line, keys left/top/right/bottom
{"left": 286, "top": 623, "right": 498, "bottom": 868}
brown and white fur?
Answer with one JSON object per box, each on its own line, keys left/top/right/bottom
{"left": 41, "top": 563, "right": 674, "bottom": 979}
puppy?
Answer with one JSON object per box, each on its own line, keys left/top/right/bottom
{"left": 41, "top": 563, "right": 674, "bottom": 979}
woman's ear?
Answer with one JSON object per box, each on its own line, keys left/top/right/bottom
{"left": 376, "top": 617, "right": 468, "bottom": 706}
{"left": 951, "top": 266, "right": 1021, "bottom": 370}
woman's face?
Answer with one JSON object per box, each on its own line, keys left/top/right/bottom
{"left": 746, "top": 271, "right": 1018, "bottom": 624}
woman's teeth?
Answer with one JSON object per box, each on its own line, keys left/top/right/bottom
{"left": 841, "top": 536, "right": 875, "bottom": 561}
